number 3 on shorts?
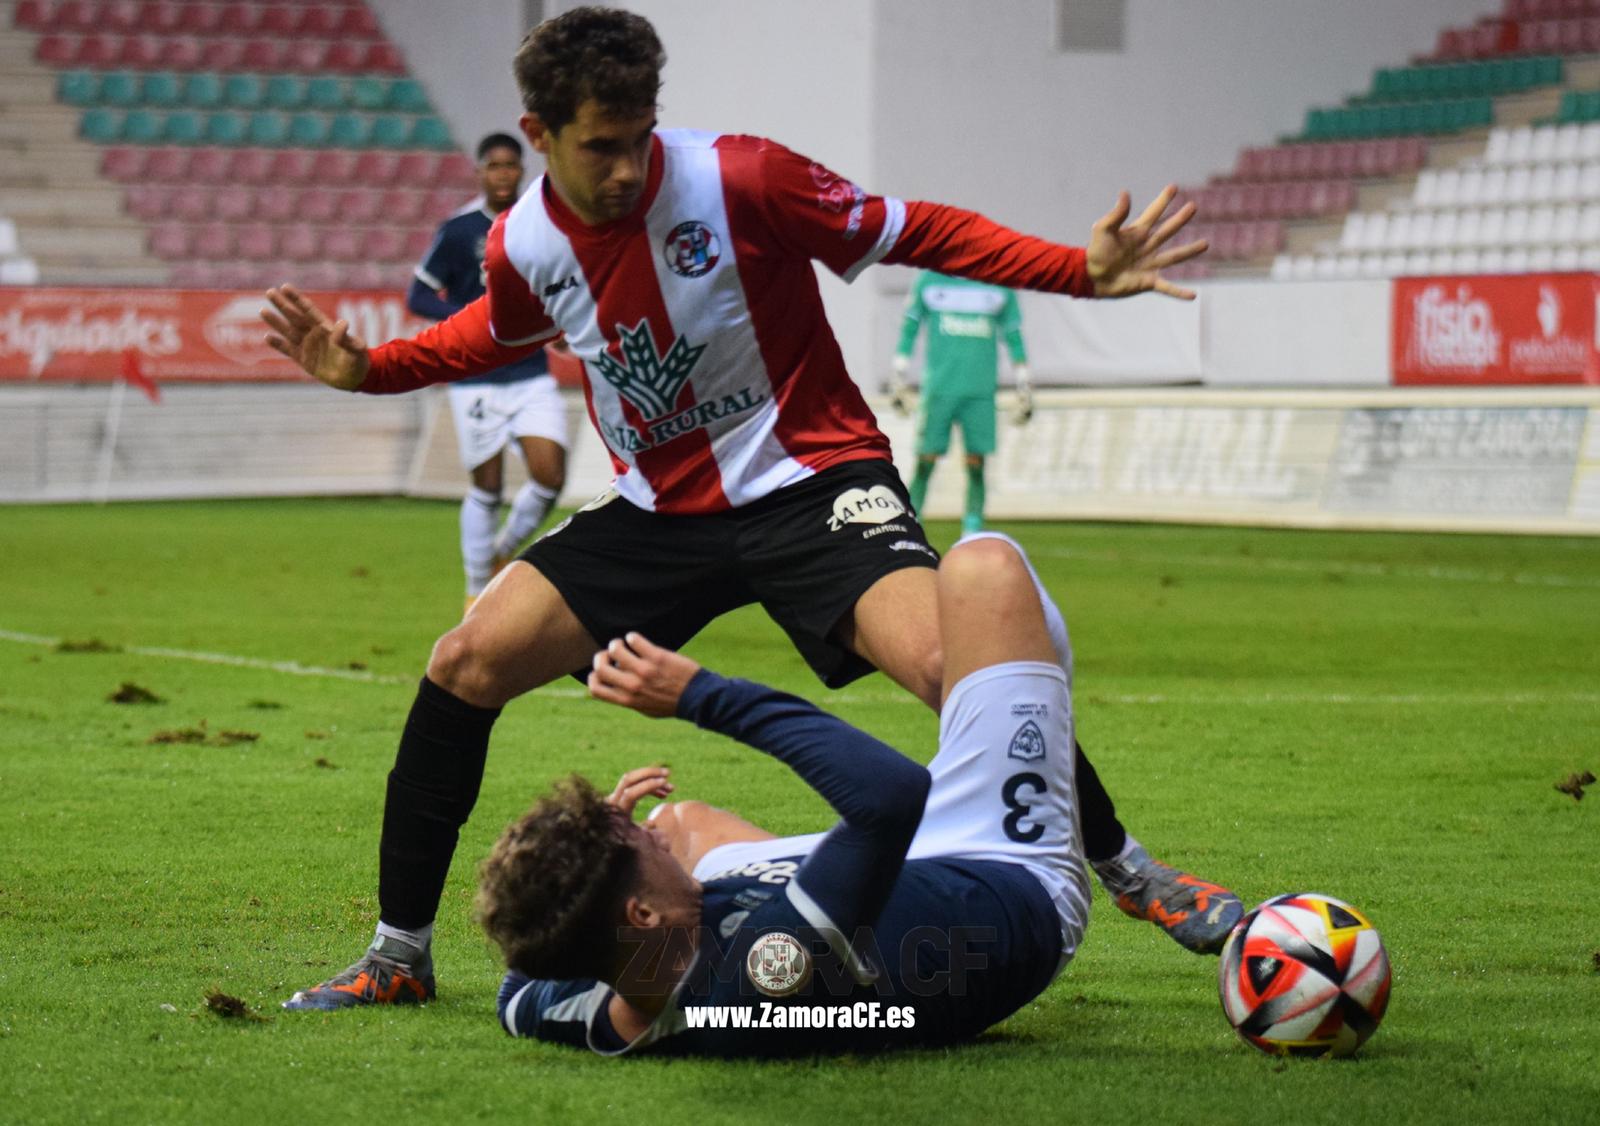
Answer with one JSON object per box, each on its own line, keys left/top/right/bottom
{"left": 1001, "top": 771, "right": 1047, "bottom": 844}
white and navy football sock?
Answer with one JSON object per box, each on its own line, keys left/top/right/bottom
{"left": 460, "top": 486, "right": 501, "bottom": 595}
{"left": 492, "top": 479, "right": 558, "bottom": 561}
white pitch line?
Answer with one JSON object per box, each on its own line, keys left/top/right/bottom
{"left": 1031, "top": 546, "right": 1600, "bottom": 590}
{"left": 1, "top": 628, "right": 1593, "bottom": 708}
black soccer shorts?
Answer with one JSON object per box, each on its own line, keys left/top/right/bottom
{"left": 521, "top": 457, "right": 940, "bottom": 687}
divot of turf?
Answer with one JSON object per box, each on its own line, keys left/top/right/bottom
{"left": 108, "top": 682, "right": 163, "bottom": 705}
{"left": 1554, "top": 770, "right": 1595, "bottom": 800}
{"left": 246, "top": 699, "right": 284, "bottom": 710}
{"left": 203, "top": 991, "right": 268, "bottom": 1022}
{"left": 57, "top": 638, "right": 121, "bottom": 654}
{"left": 148, "top": 721, "right": 259, "bottom": 746}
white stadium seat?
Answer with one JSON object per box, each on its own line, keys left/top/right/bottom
{"left": 1385, "top": 212, "right": 1413, "bottom": 250}
{"left": 1270, "top": 253, "right": 1293, "bottom": 280}
{"left": 1310, "top": 254, "right": 1336, "bottom": 280}
{"left": 1553, "top": 163, "right": 1581, "bottom": 203}
{"left": 1476, "top": 207, "right": 1503, "bottom": 247}
{"left": 1480, "top": 166, "right": 1508, "bottom": 205}
{"left": 1579, "top": 202, "right": 1600, "bottom": 242}
{"left": 1403, "top": 251, "right": 1431, "bottom": 276}
{"left": 1580, "top": 123, "right": 1600, "bottom": 162}
{"left": 1413, "top": 169, "right": 1439, "bottom": 208}
{"left": 1554, "top": 245, "right": 1580, "bottom": 271}
{"left": 1530, "top": 124, "right": 1558, "bottom": 164}
{"left": 1505, "top": 165, "right": 1532, "bottom": 204}
{"left": 1555, "top": 123, "right": 1582, "bottom": 163}
{"left": 1339, "top": 212, "right": 1366, "bottom": 252}
{"left": 1529, "top": 164, "right": 1556, "bottom": 203}
{"left": 0, "top": 257, "right": 40, "bottom": 285}
{"left": 1335, "top": 254, "right": 1361, "bottom": 279}
{"left": 1481, "top": 246, "right": 1507, "bottom": 272}
{"left": 1504, "top": 205, "right": 1530, "bottom": 245}
{"left": 1454, "top": 247, "right": 1481, "bottom": 273}
{"left": 1506, "top": 125, "right": 1534, "bottom": 165}
{"left": 1580, "top": 161, "right": 1600, "bottom": 201}
{"left": 1427, "top": 249, "right": 1454, "bottom": 274}
{"left": 1552, "top": 203, "right": 1580, "bottom": 245}
{"left": 1582, "top": 246, "right": 1600, "bottom": 269}
{"left": 1382, "top": 251, "right": 1408, "bottom": 276}
{"left": 1528, "top": 246, "right": 1555, "bottom": 271}
{"left": 1455, "top": 168, "right": 1482, "bottom": 206}
{"left": 1431, "top": 209, "right": 1458, "bottom": 248}
{"left": 0, "top": 219, "right": 17, "bottom": 257}
{"left": 1407, "top": 211, "right": 1434, "bottom": 251}
{"left": 1504, "top": 246, "right": 1530, "bottom": 272}
{"left": 1485, "top": 127, "right": 1511, "bottom": 165}
{"left": 1360, "top": 253, "right": 1386, "bottom": 277}
{"left": 1360, "top": 211, "right": 1389, "bottom": 251}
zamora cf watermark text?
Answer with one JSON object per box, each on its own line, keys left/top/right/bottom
{"left": 683, "top": 1001, "right": 915, "bottom": 1031}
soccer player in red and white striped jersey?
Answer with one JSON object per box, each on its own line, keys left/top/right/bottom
{"left": 263, "top": 6, "right": 1236, "bottom": 1012}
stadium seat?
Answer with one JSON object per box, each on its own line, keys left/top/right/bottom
{"left": 35, "top": 35, "right": 77, "bottom": 67}
{"left": 268, "top": 148, "right": 318, "bottom": 184}
{"left": 142, "top": 71, "right": 182, "bottom": 108}
{"left": 124, "top": 183, "right": 168, "bottom": 220}
{"left": 246, "top": 111, "right": 289, "bottom": 147}
{"left": 168, "top": 184, "right": 209, "bottom": 222}
{"left": 263, "top": 75, "right": 304, "bottom": 111}
{"left": 212, "top": 179, "right": 254, "bottom": 221}
{"left": 286, "top": 114, "right": 329, "bottom": 148}
{"left": 302, "top": 76, "right": 345, "bottom": 112}
{"left": 117, "top": 35, "right": 162, "bottom": 68}
{"left": 349, "top": 76, "right": 387, "bottom": 112}
{"left": 353, "top": 114, "right": 400, "bottom": 151}
{"left": 392, "top": 150, "right": 439, "bottom": 185}
{"left": 409, "top": 117, "right": 452, "bottom": 149}
{"left": 205, "top": 112, "right": 247, "bottom": 146}
{"left": 198, "top": 39, "right": 246, "bottom": 72}
{"left": 278, "top": 223, "right": 320, "bottom": 261}
{"left": 15, "top": 1, "right": 53, "bottom": 31}
{"left": 148, "top": 221, "right": 192, "bottom": 259}
{"left": 352, "top": 150, "right": 400, "bottom": 183}
{"left": 94, "top": 70, "right": 138, "bottom": 107}
{"left": 339, "top": 5, "right": 381, "bottom": 39}
{"left": 281, "top": 40, "right": 327, "bottom": 73}
{"left": 296, "top": 187, "right": 339, "bottom": 224}
{"left": 101, "top": 145, "right": 147, "bottom": 180}
{"left": 136, "top": 1, "right": 184, "bottom": 35}
{"left": 183, "top": 72, "right": 224, "bottom": 110}
{"left": 323, "top": 227, "right": 363, "bottom": 262}
{"left": 55, "top": 1, "right": 99, "bottom": 33}
{"left": 168, "top": 260, "right": 218, "bottom": 288}
{"left": 424, "top": 187, "right": 471, "bottom": 218}
{"left": 338, "top": 187, "right": 383, "bottom": 225}
{"left": 122, "top": 108, "right": 164, "bottom": 143}
{"left": 234, "top": 222, "right": 277, "bottom": 260}
{"left": 75, "top": 35, "right": 122, "bottom": 69}
{"left": 435, "top": 152, "right": 475, "bottom": 186}
{"left": 237, "top": 39, "right": 285, "bottom": 73}
{"left": 377, "top": 187, "right": 425, "bottom": 224}
{"left": 257, "top": 5, "right": 301, "bottom": 37}
{"left": 222, "top": 75, "right": 263, "bottom": 110}
{"left": 142, "top": 145, "right": 191, "bottom": 181}
{"left": 321, "top": 41, "right": 365, "bottom": 73}
{"left": 216, "top": 3, "right": 260, "bottom": 36}
{"left": 326, "top": 113, "right": 370, "bottom": 149}
{"left": 253, "top": 185, "right": 296, "bottom": 223}
{"left": 229, "top": 147, "right": 276, "bottom": 184}
{"left": 315, "top": 149, "right": 362, "bottom": 183}
{"left": 361, "top": 226, "right": 406, "bottom": 262}
{"left": 343, "top": 261, "right": 396, "bottom": 290}
{"left": 157, "top": 37, "right": 203, "bottom": 71}
{"left": 298, "top": 4, "right": 341, "bottom": 38}
{"left": 58, "top": 70, "right": 98, "bottom": 107}
{"left": 165, "top": 111, "right": 204, "bottom": 146}
{"left": 386, "top": 79, "right": 430, "bottom": 114}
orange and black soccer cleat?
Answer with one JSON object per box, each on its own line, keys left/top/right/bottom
{"left": 1093, "top": 843, "right": 1243, "bottom": 955}
{"left": 282, "top": 938, "right": 436, "bottom": 1011}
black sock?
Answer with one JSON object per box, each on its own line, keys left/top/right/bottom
{"left": 1074, "top": 739, "right": 1127, "bottom": 863}
{"left": 377, "top": 677, "right": 500, "bottom": 931}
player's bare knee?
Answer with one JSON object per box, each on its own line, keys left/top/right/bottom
{"left": 426, "top": 624, "right": 508, "bottom": 706}
{"left": 941, "top": 536, "right": 1029, "bottom": 597}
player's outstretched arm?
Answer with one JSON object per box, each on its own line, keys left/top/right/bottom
{"left": 1086, "top": 185, "right": 1208, "bottom": 301}
{"left": 261, "top": 284, "right": 370, "bottom": 390}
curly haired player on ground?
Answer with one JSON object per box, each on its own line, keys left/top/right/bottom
{"left": 484, "top": 534, "right": 1097, "bottom": 1055}
{"left": 262, "top": 6, "right": 1237, "bottom": 1011}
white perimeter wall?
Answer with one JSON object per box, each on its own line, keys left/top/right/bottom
{"left": 372, "top": 0, "right": 1486, "bottom": 383}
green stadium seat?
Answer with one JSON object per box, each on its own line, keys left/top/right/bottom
{"left": 122, "top": 109, "right": 163, "bottom": 144}
{"left": 386, "top": 79, "right": 430, "bottom": 114}
{"left": 223, "top": 74, "right": 264, "bottom": 110}
{"left": 409, "top": 117, "right": 453, "bottom": 149}
{"left": 206, "top": 112, "right": 248, "bottom": 146}
{"left": 142, "top": 72, "right": 182, "bottom": 108}
{"left": 368, "top": 114, "right": 408, "bottom": 148}
{"left": 79, "top": 106, "right": 119, "bottom": 142}
{"left": 58, "top": 70, "right": 98, "bottom": 107}
{"left": 287, "top": 113, "right": 329, "bottom": 147}
{"left": 247, "top": 111, "right": 289, "bottom": 146}
{"left": 263, "top": 75, "right": 304, "bottom": 111}
{"left": 164, "top": 111, "right": 205, "bottom": 146}
{"left": 326, "top": 113, "right": 370, "bottom": 148}
{"left": 349, "top": 76, "right": 386, "bottom": 112}
{"left": 303, "top": 77, "right": 344, "bottom": 112}
{"left": 99, "top": 71, "right": 140, "bottom": 107}
{"left": 183, "top": 73, "right": 224, "bottom": 110}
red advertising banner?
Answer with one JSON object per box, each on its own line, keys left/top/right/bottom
{"left": 1392, "top": 273, "right": 1600, "bottom": 385}
{"left": 0, "top": 287, "right": 430, "bottom": 383}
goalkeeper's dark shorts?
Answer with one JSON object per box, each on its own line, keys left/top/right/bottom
{"left": 521, "top": 457, "right": 938, "bottom": 688}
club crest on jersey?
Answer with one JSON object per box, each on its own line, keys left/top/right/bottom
{"left": 826, "top": 485, "right": 907, "bottom": 532}
{"left": 746, "top": 931, "right": 811, "bottom": 998}
{"left": 663, "top": 221, "right": 721, "bottom": 278}
{"left": 1007, "top": 719, "right": 1046, "bottom": 763}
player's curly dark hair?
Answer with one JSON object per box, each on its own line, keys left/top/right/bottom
{"left": 513, "top": 6, "right": 665, "bottom": 133}
{"left": 475, "top": 775, "right": 640, "bottom": 981}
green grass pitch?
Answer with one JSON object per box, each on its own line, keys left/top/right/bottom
{"left": 2, "top": 498, "right": 1597, "bottom": 1124}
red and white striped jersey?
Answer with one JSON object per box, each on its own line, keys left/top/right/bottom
{"left": 365, "top": 129, "right": 1097, "bottom": 514}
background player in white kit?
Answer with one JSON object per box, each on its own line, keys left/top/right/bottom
{"left": 408, "top": 133, "right": 570, "bottom": 611}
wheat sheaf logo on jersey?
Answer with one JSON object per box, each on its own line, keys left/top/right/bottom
{"left": 593, "top": 319, "right": 708, "bottom": 419}
{"left": 746, "top": 931, "right": 811, "bottom": 998}
{"left": 663, "top": 221, "right": 720, "bottom": 278}
{"left": 1007, "top": 719, "right": 1046, "bottom": 763}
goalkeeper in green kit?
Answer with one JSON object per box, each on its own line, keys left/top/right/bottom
{"left": 891, "top": 270, "right": 1030, "bottom": 534}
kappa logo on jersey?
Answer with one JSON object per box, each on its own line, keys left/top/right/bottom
{"left": 663, "top": 221, "right": 721, "bottom": 278}
{"left": 746, "top": 931, "right": 812, "bottom": 998}
{"left": 1007, "top": 719, "right": 1046, "bottom": 763}
{"left": 542, "top": 275, "right": 579, "bottom": 299}
{"left": 826, "top": 485, "right": 907, "bottom": 531}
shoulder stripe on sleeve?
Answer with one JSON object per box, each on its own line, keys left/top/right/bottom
{"left": 841, "top": 197, "right": 907, "bottom": 284}
{"left": 488, "top": 323, "right": 563, "bottom": 348}
{"left": 414, "top": 266, "right": 443, "bottom": 290}
{"left": 785, "top": 880, "right": 878, "bottom": 985}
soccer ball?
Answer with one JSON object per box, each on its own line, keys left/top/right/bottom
{"left": 1218, "top": 892, "right": 1391, "bottom": 1058}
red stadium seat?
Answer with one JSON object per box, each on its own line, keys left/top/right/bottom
{"left": 198, "top": 38, "right": 247, "bottom": 72}
{"left": 323, "top": 227, "right": 363, "bottom": 261}
{"left": 338, "top": 4, "right": 380, "bottom": 38}
{"left": 169, "top": 184, "right": 210, "bottom": 221}
{"left": 169, "top": 260, "right": 218, "bottom": 288}
{"left": 148, "top": 221, "right": 191, "bottom": 259}
{"left": 15, "top": 1, "right": 54, "bottom": 31}
{"left": 278, "top": 223, "right": 319, "bottom": 261}
{"left": 424, "top": 187, "right": 471, "bottom": 217}
{"left": 434, "top": 152, "right": 475, "bottom": 187}
{"left": 101, "top": 1, "right": 142, "bottom": 32}
{"left": 54, "top": 1, "right": 98, "bottom": 32}
{"left": 320, "top": 41, "right": 363, "bottom": 72}
{"left": 257, "top": 5, "right": 299, "bottom": 36}
{"left": 363, "top": 42, "right": 405, "bottom": 75}
{"left": 377, "top": 187, "right": 424, "bottom": 225}
{"left": 253, "top": 185, "right": 296, "bottom": 223}
{"left": 192, "top": 221, "right": 234, "bottom": 259}
{"left": 352, "top": 150, "right": 400, "bottom": 183}
{"left": 175, "top": 2, "right": 220, "bottom": 34}
{"left": 188, "top": 147, "right": 231, "bottom": 182}
{"left": 156, "top": 36, "right": 202, "bottom": 70}
{"left": 360, "top": 226, "right": 405, "bottom": 263}
{"left": 280, "top": 40, "right": 327, "bottom": 73}
{"left": 341, "top": 261, "right": 395, "bottom": 290}
{"left": 124, "top": 184, "right": 168, "bottom": 220}
{"left": 237, "top": 39, "right": 284, "bottom": 72}
{"left": 392, "top": 150, "right": 440, "bottom": 185}
{"left": 337, "top": 187, "right": 382, "bottom": 224}
{"left": 136, "top": 1, "right": 183, "bottom": 35}
{"left": 234, "top": 222, "right": 276, "bottom": 260}
{"left": 35, "top": 35, "right": 76, "bottom": 66}
{"left": 214, "top": 184, "right": 254, "bottom": 222}
{"left": 228, "top": 147, "right": 275, "bottom": 184}
{"left": 215, "top": 4, "right": 260, "bottom": 35}
{"left": 74, "top": 35, "right": 122, "bottom": 68}
{"left": 297, "top": 260, "right": 344, "bottom": 290}
{"left": 401, "top": 227, "right": 433, "bottom": 261}
{"left": 296, "top": 187, "right": 339, "bottom": 224}
{"left": 267, "top": 148, "right": 317, "bottom": 184}
{"left": 212, "top": 260, "right": 262, "bottom": 289}
{"left": 297, "top": 4, "right": 339, "bottom": 37}
{"left": 313, "top": 149, "right": 362, "bottom": 184}
{"left": 101, "top": 145, "right": 147, "bottom": 181}
{"left": 118, "top": 35, "right": 162, "bottom": 68}
{"left": 142, "top": 146, "right": 192, "bottom": 181}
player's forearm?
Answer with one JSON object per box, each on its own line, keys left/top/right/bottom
{"left": 405, "top": 277, "right": 462, "bottom": 322}
{"left": 677, "top": 671, "right": 929, "bottom": 837}
{"left": 362, "top": 296, "right": 541, "bottom": 395}
{"left": 886, "top": 201, "right": 1094, "bottom": 298}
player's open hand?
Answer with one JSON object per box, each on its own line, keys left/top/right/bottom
{"left": 261, "top": 284, "right": 371, "bottom": 391}
{"left": 607, "top": 765, "right": 674, "bottom": 817}
{"left": 588, "top": 632, "right": 702, "bottom": 718}
{"left": 1086, "top": 186, "right": 1208, "bottom": 301}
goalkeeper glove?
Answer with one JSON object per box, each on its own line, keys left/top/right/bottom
{"left": 1011, "top": 364, "right": 1034, "bottom": 426}
{"left": 889, "top": 355, "right": 914, "bottom": 417}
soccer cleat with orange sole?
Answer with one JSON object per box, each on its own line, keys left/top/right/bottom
{"left": 282, "top": 940, "right": 436, "bottom": 1011}
{"left": 1092, "top": 843, "right": 1243, "bottom": 955}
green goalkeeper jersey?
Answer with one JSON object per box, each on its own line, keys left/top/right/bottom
{"left": 895, "top": 271, "right": 1026, "bottom": 398}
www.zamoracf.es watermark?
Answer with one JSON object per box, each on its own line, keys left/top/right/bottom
{"left": 683, "top": 1001, "right": 916, "bottom": 1030}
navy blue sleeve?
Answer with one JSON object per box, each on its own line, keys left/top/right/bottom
{"left": 406, "top": 276, "right": 461, "bottom": 321}
{"left": 497, "top": 971, "right": 610, "bottom": 1048}
{"left": 676, "top": 671, "right": 930, "bottom": 963}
